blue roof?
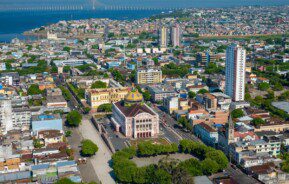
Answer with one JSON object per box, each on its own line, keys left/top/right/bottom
{"left": 31, "top": 163, "right": 50, "bottom": 170}
{"left": 56, "top": 161, "right": 76, "bottom": 168}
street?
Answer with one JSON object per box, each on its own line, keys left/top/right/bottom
{"left": 151, "top": 104, "right": 201, "bottom": 142}
{"left": 79, "top": 117, "right": 116, "bottom": 184}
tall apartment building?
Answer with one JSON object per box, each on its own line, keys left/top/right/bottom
{"left": 170, "top": 24, "right": 182, "bottom": 47}
{"left": 225, "top": 44, "right": 246, "bottom": 102}
{"left": 159, "top": 26, "right": 168, "bottom": 48}
{"left": 86, "top": 87, "right": 129, "bottom": 109}
{"left": 0, "top": 97, "right": 31, "bottom": 134}
{"left": 136, "top": 69, "right": 162, "bottom": 85}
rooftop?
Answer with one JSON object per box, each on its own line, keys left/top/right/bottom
{"left": 32, "top": 114, "right": 61, "bottom": 121}
{"left": 114, "top": 101, "right": 156, "bottom": 117}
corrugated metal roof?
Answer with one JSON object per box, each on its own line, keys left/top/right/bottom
{"left": 56, "top": 161, "right": 76, "bottom": 168}
{"left": 31, "top": 163, "right": 50, "bottom": 170}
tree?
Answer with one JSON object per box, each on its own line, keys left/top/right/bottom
{"left": 63, "top": 66, "right": 71, "bottom": 73}
{"left": 81, "top": 139, "right": 99, "bottom": 156}
{"left": 178, "top": 158, "right": 203, "bottom": 176}
{"left": 83, "top": 107, "right": 91, "bottom": 114}
{"left": 273, "top": 83, "right": 284, "bottom": 91}
{"left": 98, "top": 103, "right": 112, "bottom": 112}
{"left": 188, "top": 91, "right": 196, "bottom": 99}
{"left": 66, "top": 110, "right": 82, "bottom": 127}
{"left": 231, "top": 109, "right": 244, "bottom": 119}
{"left": 142, "top": 91, "right": 151, "bottom": 101}
{"left": 252, "top": 118, "right": 265, "bottom": 126}
{"left": 205, "top": 150, "right": 228, "bottom": 170}
{"left": 91, "top": 81, "right": 107, "bottom": 89}
{"left": 27, "top": 84, "right": 42, "bottom": 95}
{"left": 178, "top": 117, "right": 193, "bottom": 131}
{"left": 201, "top": 158, "right": 219, "bottom": 175}
{"left": 63, "top": 46, "right": 71, "bottom": 52}
{"left": 258, "top": 82, "right": 270, "bottom": 91}
{"left": 154, "top": 169, "right": 172, "bottom": 184}
{"left": 65, "top": 130, "right": 72, "bottom": 137}
{"left": 152, "top": 57, "right": 159, "bottom": 66}
{"left": 51, "top": 66, "right": 58, "bottom": 73}
{"left": 55, "top": 178, "right": 76, "bottom": 184}
{"left": 245, "top": 93, "right": 252, "bottom": 102}
{"left": 279, "top": 91, "right": 289, "bottom": 100}
{"left": 197, "top": 89, "right": 209, "bottom": 94}
{"left": 33, "top": 139, "right": 43, "bottom": 148}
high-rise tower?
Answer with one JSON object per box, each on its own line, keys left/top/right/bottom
{"left": 225, "top": 44, "right": 246, "bottom": 102}
{"left": 159, "top": 26, "right": 168, "bottom": 48}
{"left": 170, "top": 24, "right": 182, "bottom": 47}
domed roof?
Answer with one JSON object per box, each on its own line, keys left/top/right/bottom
{"left": 125, "top": 90, "right": 143, "bottom": 103}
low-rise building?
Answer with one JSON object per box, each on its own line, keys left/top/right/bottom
{"left": 111, "top": 90, "right": 159, "bottom": 138}
{"left": 86, "top": 87, "right": 129, "bottom": 109}
{"left": 194, "top": 123, "right": 218, "bottom": 147}
{"left": 147, "top": 84, "right": 177, "bottom": 102}
{"left": 32, "top": 114, "right": 63, "bottom": 133}
{"left": 163, "top": 96, "right": 179, "bottom": 114}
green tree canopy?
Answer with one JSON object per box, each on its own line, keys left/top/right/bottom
{"left": 205, "top": 150, "right": 228, "bottom": 170}
{"left": 252, "top": 118, "right": 265, "bottom": 126}
{"left": 231, "top": 109, "right": 244, "bottom": 119}
{"left": 258, "top": 82, "right": 270, "bottom": 91}
{"left": 27, "top": 84, "right": 42, "bottom": 95}
{"left": 66, "top": 110, "right": 82, "bottom": 127}
{"left": 201, "top": 158, "right": 219, "bottom": 175}
{"left": 97, "top": 103, "right": 112, "bottom": 112}
{"left": 273, "top": 83, "right": 284, "bottom": 91}
{"left": 188, "top": 91, "right": 196, "bottom": 99}
{"left": 91, "top": 81, "right": 107, "bottom": 89}
{"left": 81, "top": 139, "right": 99, "bottom": 157}
{"left": 197, "top": 89, "right": 209, "bottom": 94}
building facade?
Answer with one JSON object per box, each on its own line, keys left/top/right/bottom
{"left": 111, "top": 90, "right": 159, "bottom": 138}
{"left": 225, "top": 44, "right": 246, "bottom": 102}
{"left": 159, "top": 26, "right": 168, "bottom": 48}
{"left": 170, "top": 24, "right": 182, "bottom": 47}
{"left": 136, "top": 69, "right": 162, "bottom": 85}
{"left": 86, "top": 87, "right": 129, "bottom": 109}
{"left": 0, "top": 98, "right": 31, "bottom": 134}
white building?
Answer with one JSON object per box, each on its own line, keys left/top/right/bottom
{"left": 225, "top": 44, "right": 246, "bottom": 102}
{"left": 163, "top": 96, "right": 179, "bottom": 114}
{"left": 170, "top": 24, "right": 182, "bottom": 47}
{"left": 0, "top": 98, "right": 31, "bottom": 134}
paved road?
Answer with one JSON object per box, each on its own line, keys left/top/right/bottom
{"left": 66, "top": 127, "right": 100, "bottom": 183}
{"left": 79, "top": 118, "right": 116, "bottom": 184}
{"left": 151, "top": 105, "right": 201, "bottom": 142}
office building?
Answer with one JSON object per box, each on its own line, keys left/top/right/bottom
{"left": 225, "top": 44, "right": 246, "bottom": 101}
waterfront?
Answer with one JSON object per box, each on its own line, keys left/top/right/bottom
{"left": 0, "top": 0, "right": 288, "bottom": 42}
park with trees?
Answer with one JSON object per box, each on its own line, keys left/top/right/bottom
{"left": 112, "top": 139, "right": 228, "bottom": 184}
